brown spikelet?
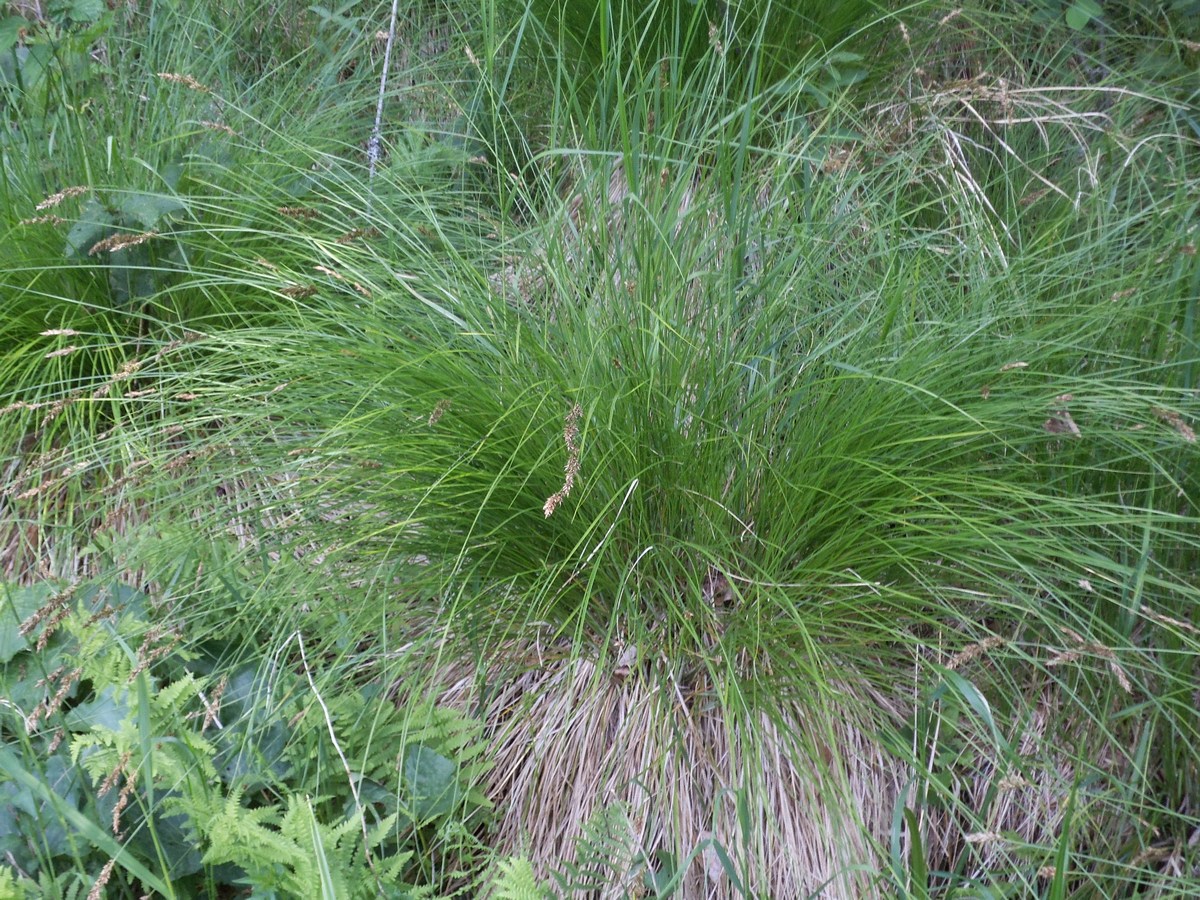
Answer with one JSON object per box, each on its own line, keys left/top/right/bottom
{"left": 543, "top": 403, "right": 583, "bottom": 517}
{"left": 98, "top": 751, "right": 133, "bottom": 799}
{"left": 278, "top": 206, "right": 318, "bottom": 219}
{"left": 26, "top": 667, "right": 82, "bottom": 730}
{"left": 1, "top": 400, "right": 47, "bottom": 416}
{"left": 1131, "top": 845, "right": 1173, "bottom": 867}
{"left": 91, "top": 358, "right": 145, "bottom": 401}
{"left": 111, "top": 768, "right": 139, "bottom": 837}
{"left": 21, "top": 214, "right": 67, "bottom": 225}
{"left": 335, "top": 227, "right": 381, "bottom": 244}
{"left": 201, "top": 675, "right": 229, "bottom": 732}
{"left": 281, "top": 284, "right": 317, "bottom": 298}
{"left": 1140, "top": 605, "right": 1200, "bottom": 635}
{"left": 44, "top": 345, "right": 79, "bottom": 359}
{"left": 88, "top": 230, "right": 159, "bottom": 255}
{"left": 35, "top": 604, "right": 73, "bottom": 652}
{"left": 40, "top": 328, "right": 81, "bottom": 336}
{"left": 157, "top": 72, "right": 211, "bottom": 92}
{"left": 1019, "top": 188, "right": 1051, "bottom": 207}
{"left": 1044, "top": 395, "right": 1080, "bottom": 437}
{"left": 36, "top": 186, "right": 88, "bottom": 211}
{"left": 82, "top": 602, "right": 123, "bottom": 629}
{"left": 964, "top": 831, "right": 1003, "bottom": 844}
{"left": 87, "top": 858, "right": 117, "bottom": 900}
{"left": 46, "top": 727, "right": 66, "bottom": 754}
{"left": 1047, "top": 627, "right": 1132, "bottom": 694}
{"left": 1153, "top": 407, "right": 1196, "bottom": 442}
{"left": 428, "top": 399, "right": 451, "bottom": 426}
{"left": 19, "top": 582, "right": 79, "bottom": 640}
{"left": 129, "top": 627, "right": 184, "bottom": 681}
{"left": 200, "top": 120, "right": 237, "bottom": 136}
{"left": 707, "top": 21, "right": 725, "bottom": 57}
{"left": 947, "top": 635, "right": 1005, "bottom": 670}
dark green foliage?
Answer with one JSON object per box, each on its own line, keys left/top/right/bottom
{"left": 0, "top": 578, "right": 489, "bottom": 897}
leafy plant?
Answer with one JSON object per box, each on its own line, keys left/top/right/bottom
{"left": 1, "top": 576, "right": 490, "bottom": 897}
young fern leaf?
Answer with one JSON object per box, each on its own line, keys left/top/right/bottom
{"left": 551, "top": 801, "right": 641, "bottom": 894}
{"left": 491, "top": 855, "right": 554, "bottom": 900}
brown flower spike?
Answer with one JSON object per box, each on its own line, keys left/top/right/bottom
{"left": 544, "top": 404, "right": 582, "bottom": 517}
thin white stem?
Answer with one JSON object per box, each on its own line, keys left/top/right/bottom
{"left": 369, "top": 0, "right": 403, "bottom": 187}
{"left": 296, "top": 630, "right": 381, "bottom": 885}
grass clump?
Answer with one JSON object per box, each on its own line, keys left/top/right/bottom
{"left": 1, "top": 0, "right": 1199, "bottom": 897}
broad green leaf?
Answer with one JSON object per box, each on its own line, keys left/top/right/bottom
{"left": 0, "top": 583, "right": 53, "bottom": 663}
{"left": 903, "top": 807, "right": 929, "bottom": 898}
{"left": 0, "top": 17, "right": 23, "bottom": 51}
{"left": 66, "top": 0, "right": 105, "bottom": 22}
{"left": 0, "top": 750, "right": 84, "bottom": 872}
{"left": 0, "top": 744, "right": 170, "bottom": 894}
{"left": 2, "top": 634, "right": 73, "bottom": 713}
{"left": 402, "top": 745, "right": 458, "bottom": 820}
{"left": 63, "top": 196, "right": 112, "bottom": 258}
{"left": 66, "top": 684, "right": 131, "bottom": 731}
{"left": 96, "top": 788, "right": 205, "bottom": 878}
{"left": 118, "top": 191, "right": 186, "bottom": 229}
{"left": 213, "top": 663, "right": 291, "bottom": 787}
{"left": 1065, "top": 0, "right": 1103, "bottom": 30}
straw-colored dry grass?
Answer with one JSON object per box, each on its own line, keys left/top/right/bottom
{"left": 407, "top": 636, "right": 903, "bottom": 897}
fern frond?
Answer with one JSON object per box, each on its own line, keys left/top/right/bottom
{"left": 491, "top": 855, "right": 553, "bottom": 900}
